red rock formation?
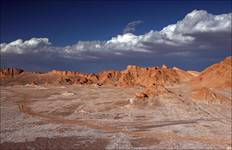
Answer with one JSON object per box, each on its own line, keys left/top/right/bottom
{"left": 0, "top": 64, "right": 187, "bottom": 88}
{"left": 0, "top": 68, "right": 24, "bottom": 78}
{"left": 1, "top": 56, "right": 231, "bottom": 105}
{"left": 191, "top": 56, "right": 232, "bottom": 89}
{"left": 3, "top": 56, "right": 230, "bottom": 88}
{"left": 162, "top": 64, "right": 168, "bottom": 69}
{"left": 143, "top": 84, "right": 172, "bottom": 97}
{"left": 118, "top": 65, "right": 180, "bottom": 87}
{"left": 97, "top": 70, "right": 121, "bottom": 85}
{"left": 187, "top": 71, "right": 200, "bottom": 77}
{"left": 191, "top": 87, "right": 231, "bottom": 105}
{"left": 172, "top": 67, "right": 195, "bottom": 82}
{"left": 49, "top": 70, "right": 80, "bottom": 76}
{"left": 135, "top": 92, "right": 148, "bottom": 99}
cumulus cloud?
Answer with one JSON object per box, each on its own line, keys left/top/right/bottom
{"left": 1, "top": 10, "right": 231, "bottom": 71}
{"left": 123, "top": 20, "right": 143, "bottom": 34}
{"left": 1, "top": 38, "right": 51, "bottom": 54}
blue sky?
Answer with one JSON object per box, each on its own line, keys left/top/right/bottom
{"left": 1, "top": 0, "right": 231, "bottom": 72}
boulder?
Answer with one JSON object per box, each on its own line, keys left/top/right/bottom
{"left": 135, "top": 92, "right": 148, "bottom": 99}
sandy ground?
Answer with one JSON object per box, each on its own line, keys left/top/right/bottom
{"left": 0, "top": 84, "right": 231, "bottom": 149}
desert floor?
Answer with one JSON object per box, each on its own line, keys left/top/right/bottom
{"left": 0, "top": 84, "right": 231, "bottom": 149}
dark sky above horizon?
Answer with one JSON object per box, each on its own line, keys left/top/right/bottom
{"left": 1, "top": 0, "right": 231, "bottom": 72}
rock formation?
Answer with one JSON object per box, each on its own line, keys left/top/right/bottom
{"left": 135, "top": 92, "right": 148, "bottom": 99}
{"left": 191, "top": 87, "right": 231, "bottom": 105}
{"left": 187, "top": 71, "right": 200, "bottom": 77}
{"left": 1, "top": 56, "right": 231, "bottom": 104}
{"left": 173, "top": 67, "right": 195, "bottom": 82}
{"left": 0, "top": 63, "right": 191, "bottom": 87}
{"left": 49, "top": 70, "right": 80, "bottom": 76}
{"left": 191, "top": 56, "right": 232, "bottom": 89}
{"left": 97, "top": 70, "right": 121, "bottom": 85}
{"left": 0, "top": 68, "right": 24, "bottom": 78}
{"left": 118, "top": 65, "right": 180, "bottom": 87}
{"left": 143, "top": 83, "right": 173, "bottom": 97}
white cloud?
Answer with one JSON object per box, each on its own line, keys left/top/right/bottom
{"left": 1, "top": 38, "right": 50, "bottom": 54}
{"left": 140, "top": 10, "right": 231, "bottom": 48}
{"left": 105, "top": 33, "right": 148, "bottom": 52}
{"left": 175, "top": 10, "right": 231, "bottom": 33}
{"left": 1, "top": 10, "right": 231, "bottom": 58}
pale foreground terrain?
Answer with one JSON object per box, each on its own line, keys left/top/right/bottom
{"left": 1, "top": 84, "right": 231, "bottom": 149}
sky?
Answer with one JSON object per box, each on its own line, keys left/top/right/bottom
{"left": 0, "top": 0, "right": 231, "bottom": 73}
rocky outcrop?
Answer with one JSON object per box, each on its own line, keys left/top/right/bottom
{"left": 1, "top": 63, "right": 190, "bottom": 87}
{"left": 49, "top": 70, "right": 80, "bottom": 76}
{"left": 0, "top": 64, "right": 192, "bottom": 96}
{"left": 133, "top": 83, "right": 173, "bottom": 99}
{"left": 191, "top": 56, "right": 232, "bottom": 89}
{"left": 143, "top": 84, "right": 173, "bottom": 97}
{"left": 78, "top": 65, "right": 183, "bottom": 88}
{"left": 118, "top": 65, "right": 180, "bottom": 87}
{"left": 97, "top": 70, "right": 121, "bottom": 85}
{"left": 191, "top": 87, "right": 231, "bottom": 105}
{"left": 187, "top": 71, "right": 200, "bottom": 77}
{"left": 0, "top": 68, "right": 24, "bottom": 78}
{"left": 1, "top": 56, "right": 231, "bottom": 105}
{"left": 135, "top": 92, "right": 148, "bottom": 99}
{"left": 173, "top": 67, "right": 195, "bottom": 82}
{"left": 162, "top": 64, "right": 168, "bottom": 69}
